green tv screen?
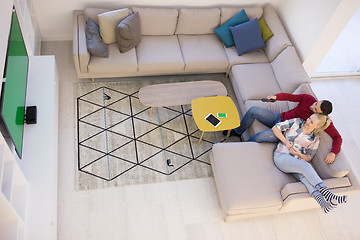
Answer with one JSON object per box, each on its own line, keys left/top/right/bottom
{"left": 1, "top": 10, "right": 28, "bottom": 158}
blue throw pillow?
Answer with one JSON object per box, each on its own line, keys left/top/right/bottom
{"left": 214, "top": 9, "right": 249, "bottom": 48}
{"left": 230, "top": 18, "right": 266, "bottom": 56}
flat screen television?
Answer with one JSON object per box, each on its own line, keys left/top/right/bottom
{"left": 0, "top": 8, "right": 29, "bottom": 158}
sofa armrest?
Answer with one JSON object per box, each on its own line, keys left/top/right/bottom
{"left": 280, "top": 177, "right": 351, "bottom": 200}
{"left": 73, "top": 10, "right": 90, "bottom": 75}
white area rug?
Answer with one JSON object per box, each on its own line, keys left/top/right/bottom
{"left": 75, "top": 77, "right": 232, "bottom": 190}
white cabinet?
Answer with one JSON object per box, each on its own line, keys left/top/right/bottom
{"left": 20, "top": 55, "right": 59, "bottom": 240}
{"left": 0, "top": 55, "right": 58, "bottom": 240}
{"left": 0, "top": 136, "right": 28, "bottom": 240}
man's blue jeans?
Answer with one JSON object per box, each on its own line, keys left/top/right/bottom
{"left": 234, "top": 106, "right": 282, "bottom": 142}
{"left": 274, "top": 152, "right": 324, "bottom": 194}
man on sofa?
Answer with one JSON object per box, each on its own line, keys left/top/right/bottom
{"left": 225, "top": 93, "right": 342, "bottom": 163}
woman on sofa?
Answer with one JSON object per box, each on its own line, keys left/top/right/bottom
{"left": 272, "top": 113, "right": 347, "bottom": 213}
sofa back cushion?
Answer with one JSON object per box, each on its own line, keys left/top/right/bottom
{"left": 132, "top": 7, "right": 178, "bottom": 35}
{"left": 262, "top": 5, "right": 292, "bottom": 61}
{"left": 220, "top": 7, "right": 263, "bottom": 24}
{"left": 175, "top": 8, "right": 220, "bottom": 34}
{"left": 312, "top": 131, "right": 350, "bottom": 179}
{"left": 288, "top": 83, "right": 317, "bottom": 110}
{"left": 84, "top": 8, "right": 111, "bottom": 25}
{"left": 271, "top": 46, "right": 310, "bottom": 93}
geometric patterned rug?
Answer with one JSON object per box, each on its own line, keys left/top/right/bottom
{"left": 75, "top": 79, "right": 231, "bottom": 190}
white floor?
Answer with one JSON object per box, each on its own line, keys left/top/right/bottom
{"left": 45, "top": 41, "right": 360, "bottom": 240}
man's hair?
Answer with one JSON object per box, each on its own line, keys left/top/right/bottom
{"left": 320, "top": 100, "right": 332, "bottom": 115}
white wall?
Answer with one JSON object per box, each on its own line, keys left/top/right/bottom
{"left": 32, "top": 0, "right": 279, "bottom": 41}
{"left": 0, "top": 0, "right": 14, "bottom": 78}
{"left": 277, "top": 0, "right": 341, "bottom": 62}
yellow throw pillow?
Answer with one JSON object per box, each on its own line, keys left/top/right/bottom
{"left": 98, "top": 8, "right": 130, "bottom": 44}
{"left": 258, "top": 17, "right": 274, "bottom": 42}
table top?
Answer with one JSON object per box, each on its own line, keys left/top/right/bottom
{"left": 191, "top": 96, "right": 240, "bottom": 132}
{"left": 138, "top": 80, "right": 227, "bottom": 107}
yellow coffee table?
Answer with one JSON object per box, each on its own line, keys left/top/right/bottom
{"left": 191, "top": 96, "right": 240, "bottom": 144}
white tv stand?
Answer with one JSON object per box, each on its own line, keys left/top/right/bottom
{"left": 0, "top": 56, "right": 59, "bottom": 240}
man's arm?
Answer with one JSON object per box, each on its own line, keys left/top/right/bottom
{"left": 268, "top": 93, "right": 315, "bottom": 103}
{"left": 274, "top": 93, "right": 316, "bottom": 103}
{"left": 324, "top": 122, "right": 343, "bottom": 163}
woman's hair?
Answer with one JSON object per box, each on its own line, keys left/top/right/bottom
{"left": 314, "top": 113, "right": 331, "bottom": 135}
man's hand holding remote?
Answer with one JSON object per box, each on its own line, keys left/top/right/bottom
{"left": 261, "top": 95, "right": 277, "bottom": 103}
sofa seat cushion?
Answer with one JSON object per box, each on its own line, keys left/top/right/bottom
{"left": 178, "top": 34, "right": 228, "bottom": 71}
{"left": 220, "top": 7, "right": 263, "bottom": 24}
{"left": 212, "top": 142, "right": 295, "bottom": 215}
{"left": 137, "top": 35, "right": 184, "bottom": 72}
{"left": 271, "top": 46, "right": 310, "bottom": 93}
{"left": 230, "top": 63, "right": 282, "bottom": 102}
{"left": 225, "top": 47, "right": 268, "bottom": 66}
{"left": 244, "top": 100, "right": 290, "bottom": 136}
{"left": 88, "top": 43, "right": 137, "bottom": 73}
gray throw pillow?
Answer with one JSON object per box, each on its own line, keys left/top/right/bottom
{"left": 85, "top": 18, "right": 109, "bottom": 57}
{"left": 116, "top": 12, "right": 141, "bottom": 53}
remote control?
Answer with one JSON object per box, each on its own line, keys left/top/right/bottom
{"left": 261, "top": 98, "right": 276, "bottom": 102}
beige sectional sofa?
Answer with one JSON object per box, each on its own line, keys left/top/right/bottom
{"left": 73, "top": 4, "right": 360, "bottom": 221}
